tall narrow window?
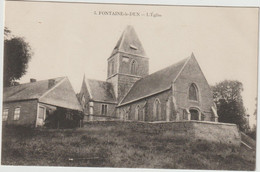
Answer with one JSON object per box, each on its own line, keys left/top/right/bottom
{"left": 111, "top": 61, "right": 115, "bottom": 75}
{"left": 3, "top": 109, "right": 8, "bottom": 121}
{"left": 135, "top": 105, "right": 139, "bottom": 121}
{"left": 101, "top": 104, "right": 108, "bottom": 115}
{"left": 130, "top": 60, "right": 137, "bottom": 75}
{"left": 14, "top": 107, "right": 20, "bottom": 120}
{"left": 153, "top": 99, "right": 161, "bottom": 121}
{"left": 108, "top": 62, "right": 111, "bottom": 76}
{"left": 189, "top": 83, "right": 198, "bottom": 101}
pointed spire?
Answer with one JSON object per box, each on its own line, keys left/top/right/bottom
{"left": 80, "top": 73, "right": 87, "bottom": 94}
{"left": 110, "top": 25, "right": 147, "bottom": 57}
{"left": 191, "top": 52, "right": 195, "bottom": 58}
{"left": 83, "top": 73, "right": 86, "bottom": 81}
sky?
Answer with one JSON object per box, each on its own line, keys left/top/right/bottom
{"left": 4, "top": 1, "right": 258, "bottom": 126}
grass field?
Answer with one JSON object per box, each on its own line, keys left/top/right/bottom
{"left": 1, "top": 121, "right": 256, "bottom": 170}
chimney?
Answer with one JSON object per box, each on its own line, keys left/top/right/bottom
{"left": 30, "top": 78, "right": 36, "bottom": 83}
{"left": 48, "top": 79, "right": 55, "bottom": 89}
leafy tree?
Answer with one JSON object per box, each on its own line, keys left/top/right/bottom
{"left": 3, "top": 27, "right": 33, "bottom": 87}
{"left": 212, "top": 80, "right": 249, "bottom": 131}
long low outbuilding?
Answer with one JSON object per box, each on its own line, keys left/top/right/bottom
{"left": 2, "top": 77, "right": 82, "bottom": 127}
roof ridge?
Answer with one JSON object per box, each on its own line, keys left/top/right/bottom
{"left": 172, "top": 55, "right": 193, "bottom": 83}
{"left": 143, "top": 56, "right": 190, "bottom": 79}
{"left": 38, "top": 77, "right": 67, "bottom": 100}
{"left": 118, "top": 27, "right": 128, "bottom": 52}
{"left": 4, "top": 76, "right": 66, "bottom": 88}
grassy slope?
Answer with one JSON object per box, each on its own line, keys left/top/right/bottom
{"left": 1, "top": 121, "right": 256, "bottom": 170}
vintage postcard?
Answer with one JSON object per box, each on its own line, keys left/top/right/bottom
{"left": 1, "top": 0, "right": 259, "bottom": 171}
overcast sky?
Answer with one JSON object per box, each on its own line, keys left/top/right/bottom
{"left": 4, "top": 1, "right": 258, "bottom": 126}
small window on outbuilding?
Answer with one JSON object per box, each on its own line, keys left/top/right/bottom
{"left": 14, "top": 107, "right": 20, "bottom": 120}
{"left": 3, "top": 109, "right": 9, "bottom": 121}
{"left": 189, "top": 83, "right": 198, "bottom": 101}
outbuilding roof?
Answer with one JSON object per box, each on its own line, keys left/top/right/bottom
{"left": 3, "top": 77, "right": 82, "bottom": 111}
{"left": 119, "top": 55, "right": 193, "bottom": 105}
{"left": 3, "top": 77, "right": 65, "bottom": 102}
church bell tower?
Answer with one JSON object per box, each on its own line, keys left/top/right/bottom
{"left": 106, "top": 25, "right": 149, "bottom": 102}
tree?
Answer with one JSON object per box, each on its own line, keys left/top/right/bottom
{"left": 3, "top": 27, "right": 33, "bottom": 87}
{"left": 212, "top": 80, "right": 249, "bottom": 131}
{"left": 44, "top": 107, "right": 84, "bottom": 129}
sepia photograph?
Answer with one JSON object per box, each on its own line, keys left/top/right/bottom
{"left": 1, "top": 0, "right": 259, "bottom": 171}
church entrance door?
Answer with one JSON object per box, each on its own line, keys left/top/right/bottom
{"left": 190, "top": 109, "right": 199, "bottom": 120}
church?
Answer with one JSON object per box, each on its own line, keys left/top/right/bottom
{"left": 78, "top": 25, "right": 218, "bottom": 122}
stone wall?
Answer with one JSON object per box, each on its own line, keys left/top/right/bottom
{"left": 84, "top": 115, "right": 119, "bottom": 122}
{"left": 106, "top": 75, "right": 118, "bottom": 100}
{"left": 107, "top": 53, "right": 119, "bottom": 78}
{"left": 104, "top": 120, "right": 240, "bottom": 145}
{"left": 117, "top": 74, "right": 141, "bottom": 102}
{"left": 3, "top": 100, "right": 38, "bottom": 127}
{"left": 192, "top": 121, "right": 240, "bottom": 145}
{"left": 107, "top": 52, "right": 149, "bottom": 102}
{"left": 92, "top": 101, "right": 116, "bottom": 117}
{"left": 174, "top": 56, "right": 215, "bottom": 121}
{"left": 150, "top": 121, "right": 241, "bottom": 146}
{"left": 118, "top": 90, "right": 176, "bottom": 122}
{"left": 118, "top": 53, "right": 149, "bottom": 77}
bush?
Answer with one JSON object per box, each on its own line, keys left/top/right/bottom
{"left": 44, "top": 108, "right": 84, "bottom": 129}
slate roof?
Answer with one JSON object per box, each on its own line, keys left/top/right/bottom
{"left": 111, "top": 25, "right": 147, "bottom": 57}
{"left": 3, "top": 77, "right": 65, "bottom": 102}
{"left": 3, "top": 77, "right": 82, "bottom": 111}
{"left": 86, "top": 79, "right": 116, "bottom": 103}
{"left": 119, "top": 55, "right": 192, "bottom": 105}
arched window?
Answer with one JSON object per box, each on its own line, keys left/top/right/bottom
{"left": 130, "top": 60, "right": 137, "bottom": 75}
{"left": 138, "top": 107, "right": 145, "bottom": 121}
{"left": 111, "top": 60, "right": 115, "bottom": 74}
{"left": 189, "top": 83, "right": 198, "bottom": 101}
{"left": 153, "top": 99, "right": 161, "bottom": 121}
{"left": 135, "top": 105, "right": 139, "bottom": 121}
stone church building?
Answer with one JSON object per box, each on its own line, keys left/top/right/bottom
{"left": 78, "top": 25, "right": 218, "bottom": 122}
